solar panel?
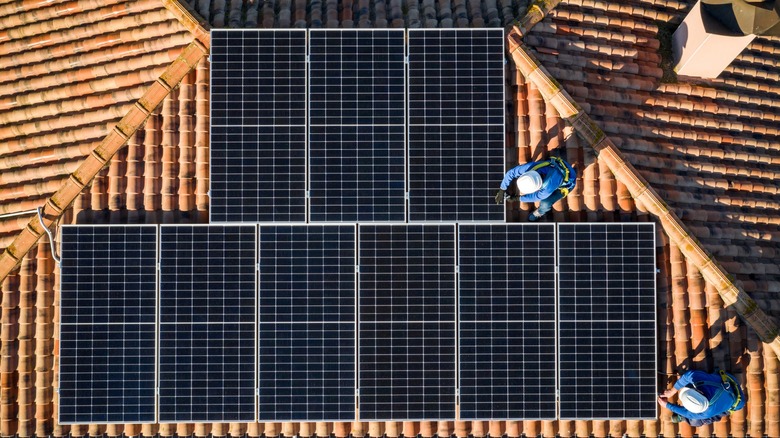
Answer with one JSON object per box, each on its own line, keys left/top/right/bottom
{"left": 59, "top": 225, "right": 157, "bottom": 424}
{"left": 407, "top": 29, "right": 505, "bottom": 222}
{"left": 158, "top": 225, "right": 257, "bottom": 422}
{"left": 557, "top": 223, "right": 657, "bottom": 419}
{"left": 309, "top": 30, "right": 406, "bottom": 222}
{"left": 458, "top": 224, "right": 557, "bottom": 420}
{"left": 257, "top": 225, "right": 356, "bottom": 421}
{"left": 210, "top": 29, "right": 307, "bottom": 222}
{"left": 358, "top": 224, "right": 456, "bottom": 420}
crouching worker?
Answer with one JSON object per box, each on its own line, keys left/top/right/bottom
{"left": 494, "top": 156, "right": 576, "bottom": 221}
{"left": 658, "top": 370, "right": 746, "bottom": 426}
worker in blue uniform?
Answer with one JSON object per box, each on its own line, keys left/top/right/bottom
{"left": 658, "top": 370, "right": 746, "bottom": 426}
{"left": 494, "top": 156, "right": 576, "bottom": 221}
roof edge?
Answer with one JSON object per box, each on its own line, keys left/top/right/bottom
{"left": 0, "top": 39, "right": 208, "bottom": 283}
{"left": 161, "top": 0, "right": 210, "bottom": 47}
{"left": 506, "top": 31, "right": 780, "bottom": 357}
{"left": 507, "top": 0, "right": 563, "bottom": 36}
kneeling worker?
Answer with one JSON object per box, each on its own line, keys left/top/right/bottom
{"left": 658, "top": 370, "right": 746, "bottom": 426}
{"left": 494, "top": 156, "right": 576, "bottom": 221}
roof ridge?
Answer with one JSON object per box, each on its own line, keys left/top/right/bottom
{"left": 506, "top": 29, "right": 780, "bottom": 357}
{"left": 161, "top": 0, "right": 210, "bottom": 47}
{"left": 0, "top": 39, "right": 207, "bottom": 282}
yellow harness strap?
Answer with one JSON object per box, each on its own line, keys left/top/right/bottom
{"left": 531, "top": 157, "right": 571, "bottom": 197}
{"left": 719, "top": 370, "right": 742, "bottom": 413}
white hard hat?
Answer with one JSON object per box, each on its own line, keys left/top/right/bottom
{"left": 679, "top": 387, "right": 709, "bottom": 414}
{"left": 516, "top": 170, "right": 543, "bottom": 194}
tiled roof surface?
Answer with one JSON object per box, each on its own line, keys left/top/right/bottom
{"left": 0, "top": 0, "right": 778, "bottom": 437}
{"left": 0, "top": 0, "right": 193, "bottom": 245}
{"left": 526, "top": 0, "right": 780, "bottom": 298}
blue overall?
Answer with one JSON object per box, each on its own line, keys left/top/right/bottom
{"left": 667, "top": 370, "right": 746, "bottom": 426}
{"left": 499, "top": 158, "right": 576, "bottom": 217}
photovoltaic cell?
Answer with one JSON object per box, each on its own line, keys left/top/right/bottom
{"left": 358, "top": 224, "right": 456, "bottom": 420}
{"left": 309, "top": 30, "right": 406, "bottom": 222}
{"left": 257, "top": 225, "right": 356, "bottom": 421}
{"left": 458, "top": 224, "right": 557, "bottom": 420}
{"left": 59, "top": 225, "right": 157, "bottom": 424}
{"left": 408, "top": 29, "right": 505, "bottom": 222}
{"left": 158, "top": 225, "right": 257, "bottom": 422}
{"left": 557, "top": 223, "right": 657, "bottom": 419}
{"left": 210, "top": 30, "right": 306, "bottom": 222}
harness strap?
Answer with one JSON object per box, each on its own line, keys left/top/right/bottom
{"left": 720, "top": 370, "right": 742, "bottom": 412}
{"left": 695, "top": 372, "right": 742, "bottom": 413}
{"left": 531, "top": 157, "right": 572, "bottom": 197}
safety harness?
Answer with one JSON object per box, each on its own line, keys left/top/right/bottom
{"left": 531, "top": 156, "right": 573, "bottom": 197}
{"left": 693, "top": 371, "right": 743, "bottom": 414}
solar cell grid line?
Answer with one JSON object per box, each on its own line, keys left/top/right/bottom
{"left": 308, "top": 29, "right": 406, "bottom": 222}
{"left": 358, "top": 224, "right": 457, "bottom": 421}
{"left": 257, "top": 225, "right": 356, "bottom": 421}
{"left": 407, "top": 29, "right": 505, "bottom": 222}
{"left": 457, "top": 223, "right": 557, "bottom": 420}
{"left": 210, "top": 29, "right": 307, "bottom": 223}
{"left": 557, "top": 223, "right": 657, "bottom": 420}
{"left": 158, "top": 225, "right": 257, "bottom": 422}
{"left": 58, "top": 225, "right": 157, "bottom": 424}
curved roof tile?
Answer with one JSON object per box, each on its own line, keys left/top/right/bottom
{"left": 0, "top": 0, "right": 779, "bottom": 436}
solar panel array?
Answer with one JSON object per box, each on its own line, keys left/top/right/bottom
{"left": 59, "top": 226, "right": 157, "bottom": 424}
{"left": 458, "top": 224, "right": 557, "bottom": 420}
{"left": 407, "top": 29, "right": 506, "bottom": 222}
{"left": 309, "top": 30, "right": 406, "bottom": 222}
{"left": 558, "top": 223, "right": 657, "bottom": 419}
{"left": 60, "top": 223, "right": 657, "bottom": 422}
{"left": 61, "top": 29, "right": 658, "bottom": 424}
{"left": 210, "top": 30, "right": 307, "bottom": 222}
{"left": 257, "top": 225, "right": 356, "bottom": 421}
{"left": 210, "top": 29, "right": 505, "bottom": 223}
{"left": 158, "top": 225, "right": 257, "bottom": 422}
{"left": 358, "top": 225, "right": 457, "bottom": 420}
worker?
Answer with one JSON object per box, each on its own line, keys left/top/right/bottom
{"left": 494, "top": 156, "right": 576, "bottom": 221}
{"left": 657, "top": 370, "right": 746, "bottom": 426}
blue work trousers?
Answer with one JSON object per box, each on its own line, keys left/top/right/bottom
{"left": 535, "top": 188, "right": 566, "bottom": 217}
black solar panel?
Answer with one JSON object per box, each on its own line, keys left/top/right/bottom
{"left": 257, "top": 225, "right": 356, "bottom": 421}
{"left": 458, "top": 224, "right": 557, "bottom": 420}
{"left": 59, "top": 225, "right": 157, "bottom": 424}
{"left": 358, "top": 224, "right": 456, "bottom": 420}
{"left": 407, "top": 29, "right": 505, "bottom": 222}
{"left": 158, "top": 225, "right": 257, "bottom": 422}
{"left": 309, "top": 30, "right": 406, "bottom": 222}
{"left": 210, "top": 29, "right": 307, "bottom": 222}
{"left": 557, "top": 223, "right": 657, "bottom": 419}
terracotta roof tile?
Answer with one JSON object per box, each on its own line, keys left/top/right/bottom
{"left": 0, "top": 0, "right": 779, "bottom": 436}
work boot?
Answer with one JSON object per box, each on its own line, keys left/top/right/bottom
{"left": 527, "top": 210, "right": 543, "bottom": 222}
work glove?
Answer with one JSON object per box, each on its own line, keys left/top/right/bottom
{"left": 494, "top": 189, "right": 506, "bottom": 204}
